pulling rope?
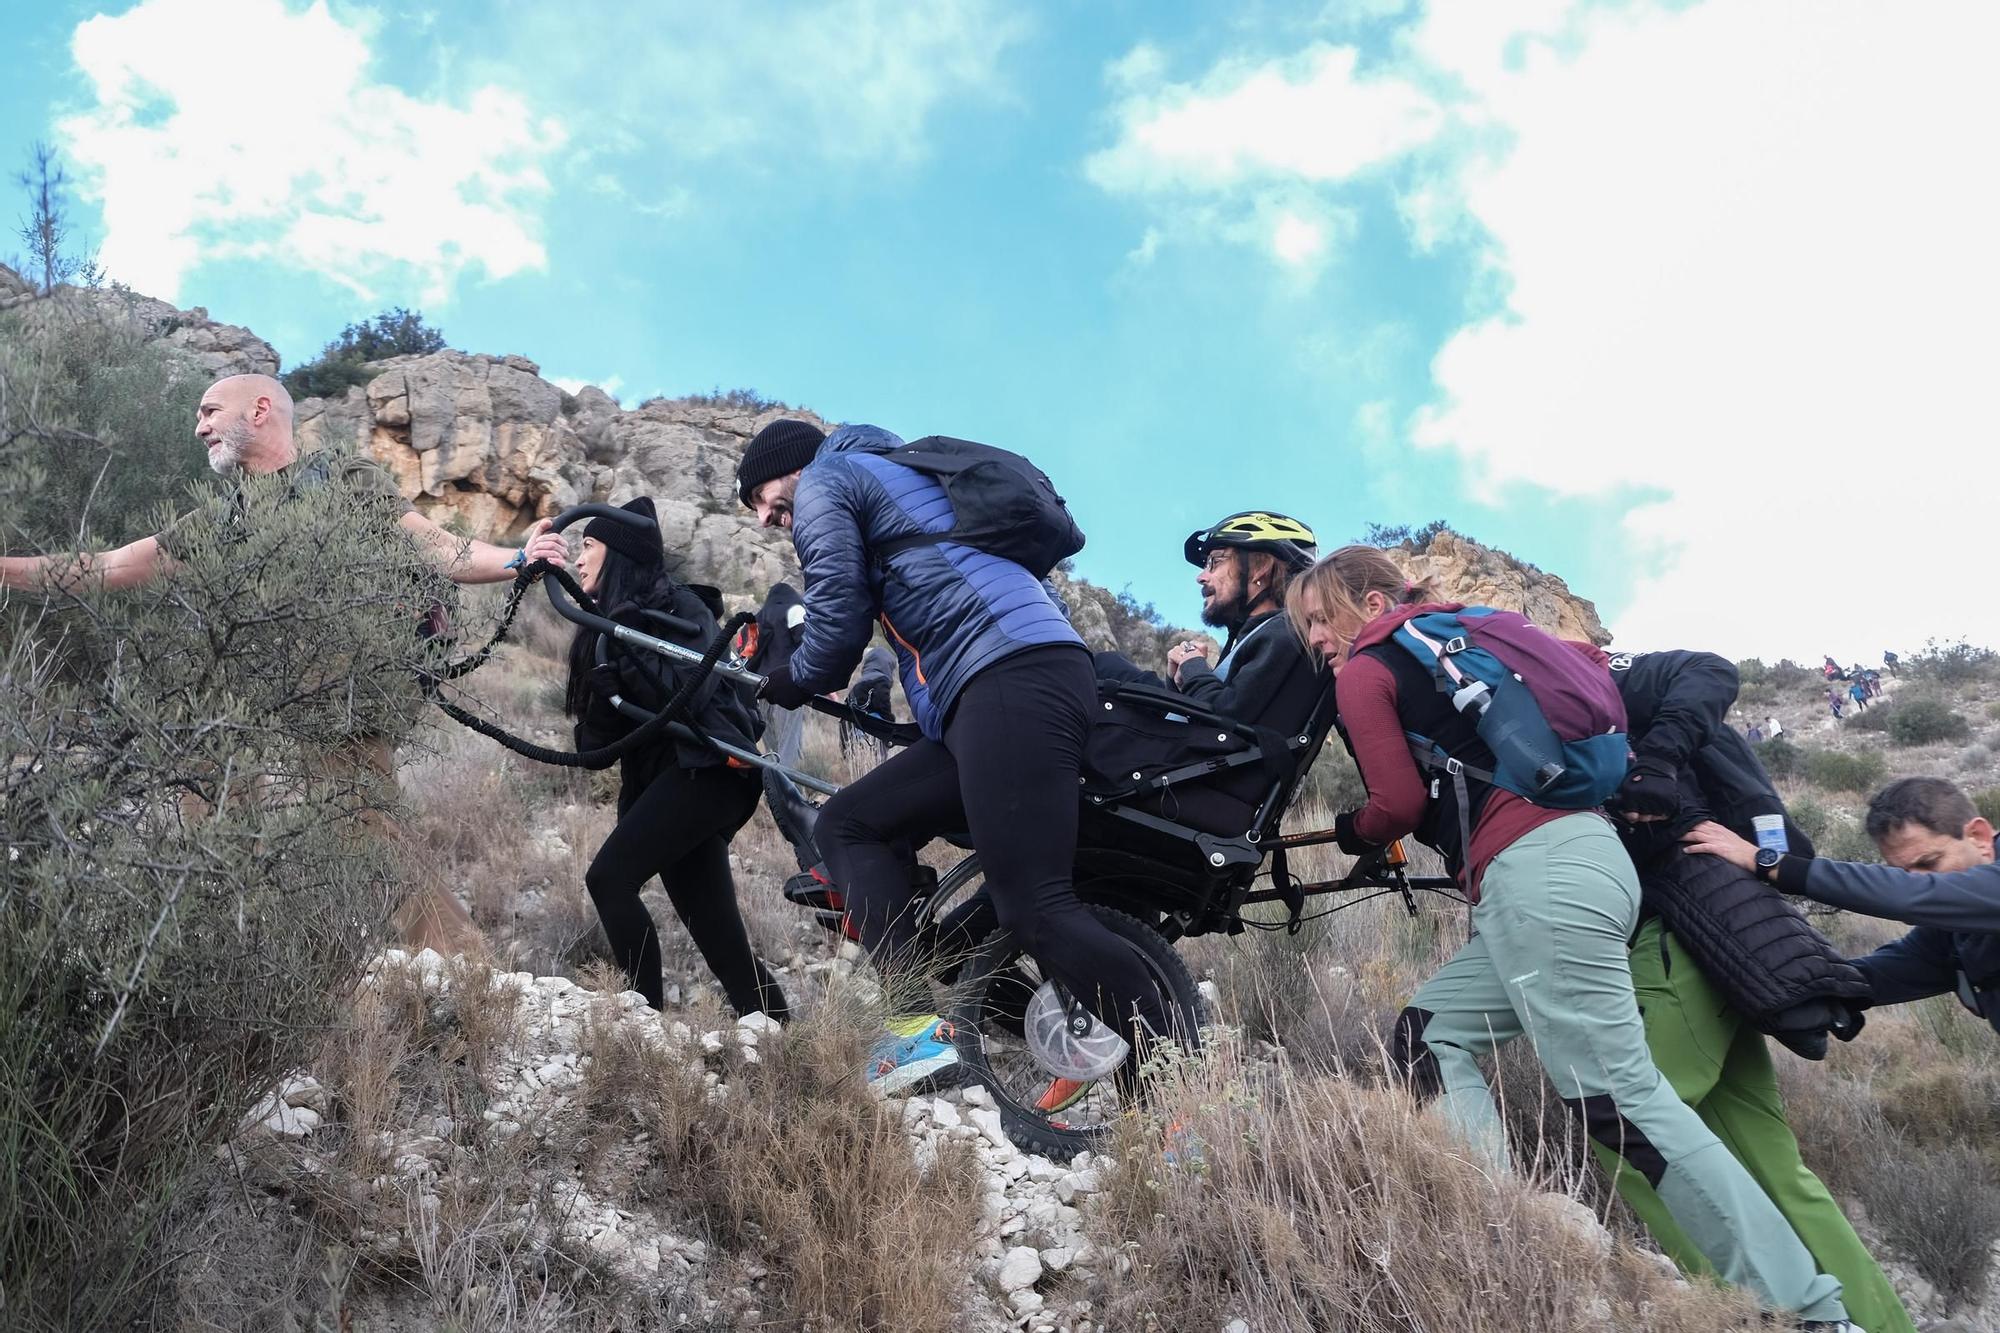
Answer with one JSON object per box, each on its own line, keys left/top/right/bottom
{"left": 420, "top": 562, "right": 756, "bottom": 770}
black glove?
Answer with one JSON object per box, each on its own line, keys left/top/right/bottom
{"left": 1333, "top": 809, "right": 1382, "bottom": 857}
{"left": 758, "top": 662, "right": 814, "bottom": 710}
{"left": 587, "top": 661, "right": 626, "bottom": 702}
{"left": 1617, "top": 754, "right": 1681, "bottom": 820}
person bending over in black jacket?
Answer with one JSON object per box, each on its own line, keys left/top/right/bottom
{"left": 565, "top": 497, "right": 788, "bottom": 1020}
{"left": 1605, "top": 651, "right": 1907, "bottom": 1333}
{"left": 1095, "top": 509, "right": 1323, "bottom": 737}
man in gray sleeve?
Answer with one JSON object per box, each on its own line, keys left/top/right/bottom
{"left": 1684, "top": 776, "right": 2000, "bottom": 1036}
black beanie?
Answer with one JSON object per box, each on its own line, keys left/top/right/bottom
{"left": 584, "top": 495, "right": 665, "bottom": 569}
{"left": 737, "top": 419, "right": 826, "bottom": 506}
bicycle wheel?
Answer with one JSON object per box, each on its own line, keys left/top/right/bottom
{"left": 947, "top": 904, "right": 1204, "bottom": 1159}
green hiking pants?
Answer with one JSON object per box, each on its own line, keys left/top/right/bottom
{"left": 1398, "top": 813, "right": 1849, "bottom": 1323}
{"left": 1597, "top": 918, "right": 1915, "bottom": 1333}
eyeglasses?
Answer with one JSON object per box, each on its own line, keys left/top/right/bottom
{"left": 1201, "top": 548, "right": 1235, "bottom": 571}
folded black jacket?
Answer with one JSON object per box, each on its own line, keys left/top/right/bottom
{"left": 1611, "top": 649, "right": 1867, "bottom": 1057}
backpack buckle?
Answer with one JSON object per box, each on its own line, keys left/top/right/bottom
{"left": 1442, "top": 636, "right": 1468, "bottom": 655}
{"left": 1443, "top": 757, "right": 1465, "bottom": 777}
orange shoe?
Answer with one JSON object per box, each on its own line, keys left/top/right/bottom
{"left": 1035, "top": 1077, "right": 1091, "bottom": 1114}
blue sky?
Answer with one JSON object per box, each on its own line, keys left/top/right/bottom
{"left": 7, "top": 0, "right": 1996, "bottom": 662}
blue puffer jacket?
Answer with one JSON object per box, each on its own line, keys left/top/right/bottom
{"left": 786, "top": 424, "right": 1083, "bottom": 738}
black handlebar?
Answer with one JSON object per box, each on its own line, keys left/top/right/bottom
{"left": 548, "top": 502, "right": 659, "bottom": 534}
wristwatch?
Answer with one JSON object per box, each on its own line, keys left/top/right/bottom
{"left": 1754, "top": 846, "right": 1783, "bottom": 883}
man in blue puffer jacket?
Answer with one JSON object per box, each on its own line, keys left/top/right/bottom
{"left": 737, "top": 419, "right": 1170, "bottom": 1091}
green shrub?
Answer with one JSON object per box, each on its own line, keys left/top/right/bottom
{"left": 1910, "top": 638, "right": 2000, "bottom": 686}
{"left": 1800, "top": 748, "right": 1887, "bottom": 794}
{"left": 1846, "top": 704, "right": 1891, "bottom": 733}
{"left": 1787, "top": 791, "right": 1831, "bottom": 842}
{"left": 1986, "top": 701, "right": 2000, "bottom": 722}
{"left": 1, "top": 307, "right": 435, "bottom": 1328}
{"left": 0, "top": 295, "right": 209, "bottom": 548}
{"left": 1756, "top": 735, "right": 1801, "bottom": 780}
{"left": 1888, "top": 695, "right": 1971, "bottom": 747}
{"left": 279, "top": 307, "right": 446, "bottom": 400}
{"left": 1973, "top": 789, "right": 2000, "bottom": 827}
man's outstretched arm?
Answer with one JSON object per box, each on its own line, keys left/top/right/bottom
{"left": 396, "top": 512, "right": 566, "bottom": 585}
{"left": 0, "top": 535, "right": 169, "bottom": 593}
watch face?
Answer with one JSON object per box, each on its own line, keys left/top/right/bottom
{"left": 1755, "top": 847, "right": 1783, "bottom": 869}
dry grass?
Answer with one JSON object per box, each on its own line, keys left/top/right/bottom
{"left": 571, "top": 982, "right": 987, "bottom": 1332}
{"left": 151, "top": 606, "right": 2000, "bottom": 1327}
{"left": 1084, "top": 1039, "right": 1762, "bottom": 1331}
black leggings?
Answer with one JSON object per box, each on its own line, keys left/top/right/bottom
{"left": 586, "top": 765, "right": 788, "bottom": 1019}
{"left": 816, "top": 646, "right": 1167, "bottom": 1038}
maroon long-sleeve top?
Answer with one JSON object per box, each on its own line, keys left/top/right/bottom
{"left": 1337, "top": 605, "right": 1604, "bottom": 903}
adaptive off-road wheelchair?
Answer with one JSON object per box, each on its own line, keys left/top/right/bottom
{"left": 446, "top": 503, "right": 1458, "bottom": 1156}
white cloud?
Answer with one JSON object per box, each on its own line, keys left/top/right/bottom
{"left": 509, "top": 0, "right": 1028, "bottom": 179}
{"left": 1272, "top": 212, "right": 1328, "bottom": 266}
{"left": 57, "top": 0, "right": 564, "bottom": 303}
{"left": 1090, "top": 43, "right": 1441, "bottom": 192}
{"left": 1403, "top": 0, "right": 2000, "bottom": 659}
{"left": 1086, "top": 41, "right": 1442, "bottom": 267}
{"left": 551, "top": 374, "right": 624, "bottom": 401}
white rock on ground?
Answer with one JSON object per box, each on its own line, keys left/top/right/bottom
{"left": 996, "top": 1245, "right": 1043, "bottom": 1293}
{"left": 225, "top": 951, "right": 1113, "bottom": 1331}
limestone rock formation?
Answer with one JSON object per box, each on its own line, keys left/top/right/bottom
{"left": 1396, "top": 531, "right": 1610, "bottom": 645}
{"left": 293, "top": 357, "right": 820, "bottom": 600}
{"left": 0, "top": 265, "right": 278, "bottom": 377}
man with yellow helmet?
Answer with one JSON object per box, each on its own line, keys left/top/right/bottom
{"left": 1097, "top": 509, "right": 1324, "bottom": 738}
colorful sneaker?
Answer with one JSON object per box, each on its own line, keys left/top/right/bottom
{"left": 1034, "top": 1077, "right": 1092, "bottom": 1114}
{"left": 866, "top": 1016, "right": 961, "bottom": 1095}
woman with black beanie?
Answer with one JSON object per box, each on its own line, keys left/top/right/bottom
{"left": 565, "top": 496, "right": 789, "bottom": 1020}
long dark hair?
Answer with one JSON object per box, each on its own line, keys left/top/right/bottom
{"left": 564, "top": 543, "right": 672, "bottom": 718}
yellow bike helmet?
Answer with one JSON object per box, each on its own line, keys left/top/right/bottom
{"left": 1184, "top": 510, "right": 1318, "bottom": 572}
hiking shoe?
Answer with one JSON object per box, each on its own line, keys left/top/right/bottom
{"left": 1034, "top": 1077, "right": 1092, "bottom": 1114}
{"left": 866, "top": 1016, "right": 962, "bottom": 1095}
{"left": 1162, "top": 1118, "right": 1206, "bottom": 1168}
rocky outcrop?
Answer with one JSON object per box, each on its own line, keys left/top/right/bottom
{"left": 0, "top": 265, "right": 278, "bottom": 378}
{"left": 1396, "top": 531, "right": 1609, "bottom": 645}
{"left": 295, "top": 358, "right": 818, "bottom": 601}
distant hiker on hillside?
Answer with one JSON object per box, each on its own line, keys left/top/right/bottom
{"left": 1687, "top": 777, "right": 2000, "bottom": 1040}
{"left": 1848, "top": 680, "right": 1869, "bottom": 712}
{"left": 0, "top": 372, "right": 568, "bottom": 954}
{"left": 563, "top": 496, "right": 787, "bottom": 1020}
{"left": 1289, "top": 547, "right": 1858, "bottom": 1329}
{"left": 738, "top": 420, "right": 1170, "bottom": 1094}
{"left": 1606, "top": 651, "right": 1904, "bottom": 1333}
{"left": 1768, "top": 715, "right": 1785, "bottom": 739}
{"left": 1883, "top": 649, "right": 1900, "bottom": 676}
{"left": 1827, "top": 687, "right": 1844, "bottom": 721}
{"left": 1823, "top": 656, "right": 1846, "bottom": 681}
{"left": 1747, "top": 722, "right": 1766, "bottom": 743}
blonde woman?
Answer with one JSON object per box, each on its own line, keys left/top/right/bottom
{"left": 1287, "top": 545, "right": 1856, "bottom": 1331}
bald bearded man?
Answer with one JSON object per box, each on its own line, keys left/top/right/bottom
{"left": 1, "top": 373, "right": 572, "bottom": 954}
{"left": 1, "top": 374, "right": 568, "bottom": 591}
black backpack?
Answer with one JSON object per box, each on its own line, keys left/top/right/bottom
{"left": 872, "top": 436, "right": 1085, "bottom": 578}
